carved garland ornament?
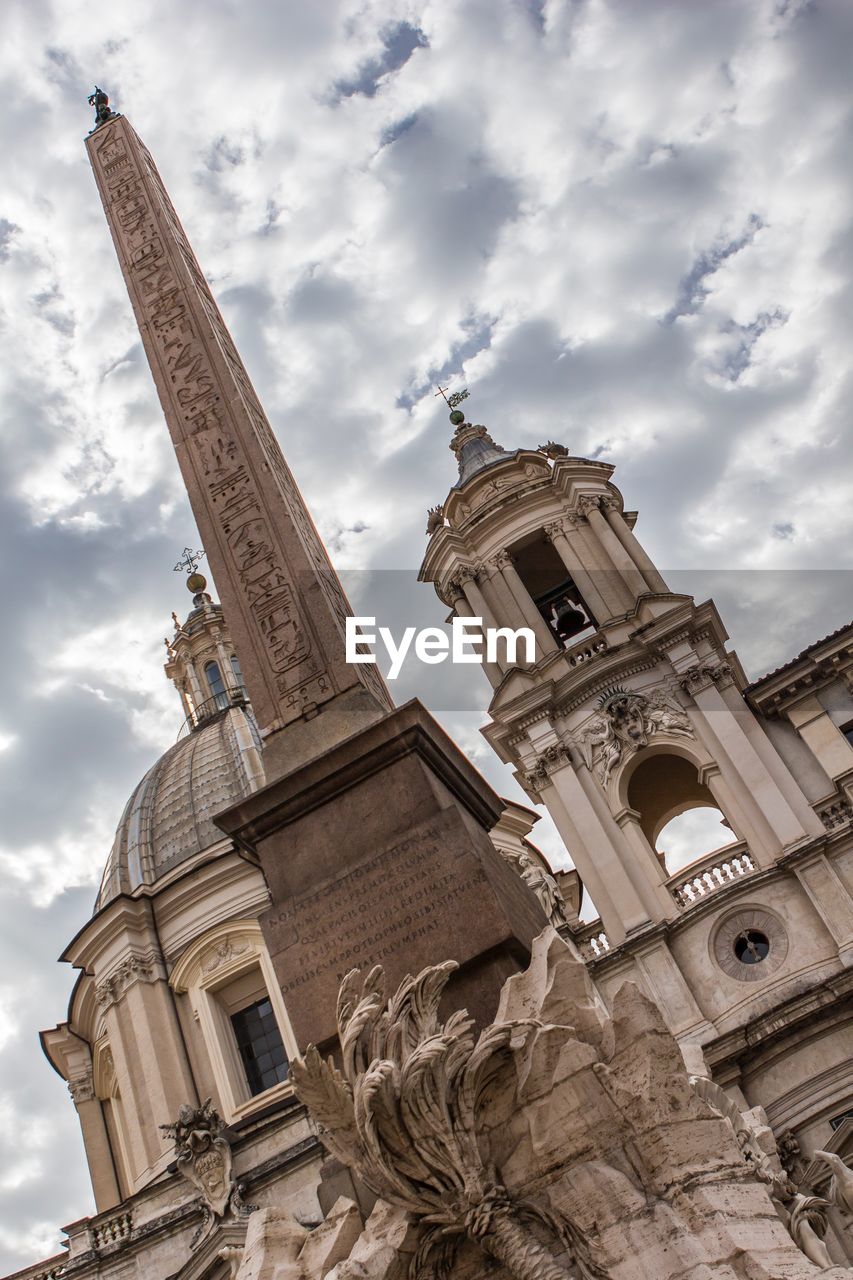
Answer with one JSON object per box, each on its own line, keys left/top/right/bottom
{"left": 580, "top": 686, "right": 693, "bottom": 785}
{"left": 290, "top": 962, "right": 605, "bottom": 1280}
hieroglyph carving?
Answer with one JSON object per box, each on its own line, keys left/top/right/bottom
{"left": 161, "top": 1099, "right": 255, "bottom": 1248}
{"left": 87, "top": 120, "right": 391, "bottom": 725}
{"left": 290, "top": 962, "right": 604, "bottom": 1280}
{"left": 581, "top": 686, "right": 692, "bottom": 785}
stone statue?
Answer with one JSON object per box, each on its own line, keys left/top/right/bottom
{"left": 290, "top": 959, "right": 605, "bottom": 1280}
{"left": 537, "top": 441, "right": 569, "bottom": 459}
{"left": 161, "top": 1099, "right": 254, "bottom": 1246}
{"left": 425, "top": 504, "right": 444, "bottom": 535}
{"left": 515, "top": 850, "right": 568, "bottom": 928}
{"left": 788, "top": 1195, "right": 836, "bottom": 1270}
{"left": 814, "top": 1150, "right": 853, "bottom": 1215}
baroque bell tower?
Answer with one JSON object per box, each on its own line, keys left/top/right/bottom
{"left": 419, "top": 395, "right": 853, "bottom": 1121}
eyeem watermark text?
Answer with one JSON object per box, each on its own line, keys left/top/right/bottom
{"left": 346, "top": 616, "right": 535, "bottom": 679}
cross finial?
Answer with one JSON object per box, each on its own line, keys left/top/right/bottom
{"left": 435, "top": 385, "right": 470, "bottom": 425}
{"left": 174, "top": 546, "right": 205, "bottom": 576}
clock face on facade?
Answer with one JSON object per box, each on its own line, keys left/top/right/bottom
{"left": 712, "top": 907, "right": 789, "bottom": 982}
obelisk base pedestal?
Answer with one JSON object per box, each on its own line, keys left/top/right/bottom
{"left": 217, "top": 699, "right": 546, "bottom": 1050}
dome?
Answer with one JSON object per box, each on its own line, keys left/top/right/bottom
{"left": 96, "top": 706, "right": 265, "bottom": 911}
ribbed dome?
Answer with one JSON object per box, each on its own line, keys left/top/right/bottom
{"left": 96, "top": 706, "right": 265, "bottom": 911}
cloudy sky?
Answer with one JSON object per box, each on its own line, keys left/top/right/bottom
{"left": 1, "top": 0, "right": 853, "bottom": 1269}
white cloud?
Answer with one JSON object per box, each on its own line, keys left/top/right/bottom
{"left": 1, "top": 0, "right": 852, "bottom": 1268}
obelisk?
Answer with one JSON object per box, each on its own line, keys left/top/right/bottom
{"left": 86, "top": 102, "right": 547, "bottom": 1051}
{"left": 86, "top": 110, "right": 393, "bottom": 775}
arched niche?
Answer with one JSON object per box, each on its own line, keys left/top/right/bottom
{"left": 621, "top": 746, "right": 738, "bottom": 873}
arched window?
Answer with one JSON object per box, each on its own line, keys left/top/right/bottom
{"left": 204, "top": 660, "right": 229, "bottom": 711}
{"left": 169, "top": 921, "right": 298, "bottom": 1122}
{"left": 626, "top": 752, "right": 738, "bottom": 875}
{"left": 230, "top": 654, "right": 247, "bottom": 696}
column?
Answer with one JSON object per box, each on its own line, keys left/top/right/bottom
{"left": 450, "top": 582, "right": 503, "bottom": 687}
{"left": 537, "top": 756, "right": 660, "bottom": 942}
{"left": 683, "top": 668, "right": 811, "bottom": 862}
{"left": 216, "top": 639, "right": 237, "bottom": 692}
{"left": 544, "top": 519, "right": 611, "bottom": 624}
{"left": 69, "top": 1071, "right": 122, "bottom": 1211}
{"left": 786, "top": 695, "right": 853, "bottom": 783}
{"left": 616, "top": 810, "right": 680, "bottom": 921}
{"left": 97, "top": 953, "right": 198, "bottom": 1184}
{"left": 793, "top": 852, "right": 853, "bottom": 965}
{"left": 720, "top": 685, "right": 825, "bottom": 837}
{"left": 602, "top": 500, "right": 669, "bottom": 594}
{"left": 633, "top": 939, "right": 717, "bottom": 1041}
{"left": 185, "top": 660, "right": 205, "bottom": 718}
{"left": 491, "top": 552, "right": 558, "bottom": 659}
{"left": 580, "top": 496, "right": 648, "bottom": 600}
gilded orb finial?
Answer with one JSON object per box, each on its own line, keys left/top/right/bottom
{"left": 174, "top": 546, "right": 207, "bottom": 594}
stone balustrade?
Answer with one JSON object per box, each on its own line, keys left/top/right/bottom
{"left": 91, "top": 1211, "right": 133, "bottom": 1250}
{"left": 818, "top": 795, "right": 853, "bottom": 831}
{"left": 575, "top": 922, "right": 611, "bottom": 959}
{"left": 669, "top": 844, "right": 756, "bottom": 908}
{"left": 565, "top": 633, "right": 608, "bottom": 667}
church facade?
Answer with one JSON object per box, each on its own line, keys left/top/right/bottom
{"left": 6, "top": 99, "right": 853, "bottom": 1280}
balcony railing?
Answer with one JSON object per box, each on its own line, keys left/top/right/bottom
{"left": 574, "top": 921, "right": 611, "bottom": 960}
{"left": 667, "top": 842, "right": 756, "bottom": 909}
{"left": 178, "top": 686, "right": 249, "bottom": 738}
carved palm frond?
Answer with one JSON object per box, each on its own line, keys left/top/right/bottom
{"left": 287, "top": 1045, "right": 359, "bottom": 1167}
{"left": 291, "top": 959, "right": 599, "bottom": 1280}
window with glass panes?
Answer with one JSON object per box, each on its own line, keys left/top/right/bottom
{"left": 230, "top": 997, "right": 288, "bottom": 1096}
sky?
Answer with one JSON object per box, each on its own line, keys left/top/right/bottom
{"left": 1, "top": 0, "right": 853, "bottom": 1270}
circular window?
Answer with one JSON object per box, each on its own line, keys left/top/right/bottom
{"left": 733, "top": 929, "right": 770, "bottom": 965}
{"left": 712, "top": 908, "right": 788, "bottom": 982}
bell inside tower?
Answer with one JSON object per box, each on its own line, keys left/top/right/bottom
{"left": 510, "top": 533, "right": 596, "bottom": 647}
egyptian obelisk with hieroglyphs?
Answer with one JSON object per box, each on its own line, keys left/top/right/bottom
{"left": 86, "top": 105, "right": 546, "bottom": 1051}
{"left": 86, "top": 113, "right": 393, "bottom": 776}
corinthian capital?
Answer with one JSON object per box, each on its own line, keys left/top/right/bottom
{"left": 576, "top": 494, "right": 602, "bottom": 517}
{"left": 68, "top": 1071, "right": 96, "bottom": 1106}
{"left": 486, "top": 549, "right": 512, "bottom": 572}
{"left": 543, "top": 519, "right": 567, "bottom": 542}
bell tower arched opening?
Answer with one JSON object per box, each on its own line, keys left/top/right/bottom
{"left": 626, "top": 752, "right": 737, "bottom": 875}
{"left": 510, "top": 532, "right": 596, "bottom": 648}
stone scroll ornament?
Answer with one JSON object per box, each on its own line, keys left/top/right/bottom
{"left": 582, "top": 685, "right": 692, "bottom": 785}
{"left": 289, "top": 962, "right": 605, "bottom": 1280}
{"left": 161, "top": 1099, "right": 255, "bottom": 1247}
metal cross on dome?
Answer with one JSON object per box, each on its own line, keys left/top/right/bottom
{"left": 174, "top": 547, "right": 206, "bottom": 576}
{"left": 434, "top": 385, "right": 470, "bottom": 409}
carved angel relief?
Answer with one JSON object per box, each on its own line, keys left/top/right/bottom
{"left": 581, "top": 686, "right": 692, "bottom": 785}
